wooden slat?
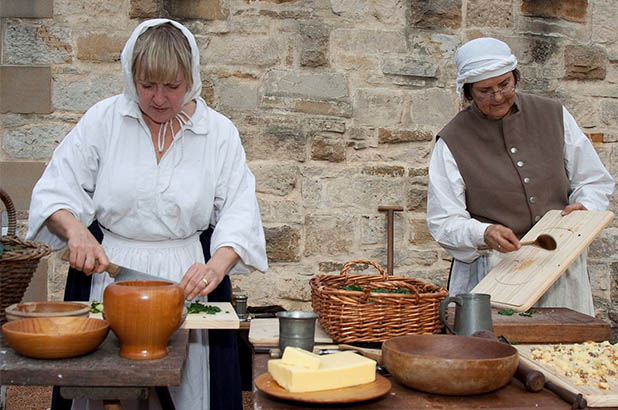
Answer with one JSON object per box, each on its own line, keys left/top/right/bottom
{"left": 517, "top": 344, "right": 618, "bottom": 407}
{"left": 472, "top": 210, "right": 614, "bottom": 312}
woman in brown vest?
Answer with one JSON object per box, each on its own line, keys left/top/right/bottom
{"left": 426, "top": 37, "right": 614, "bottom": 315}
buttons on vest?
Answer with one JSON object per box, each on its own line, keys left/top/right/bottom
{"left": 510, "top": 147, "right": 518, "bottom": 154}
{"left": 523, "top": 177, "right": 531, "bottom": 184}
{"left": 535, "top": 215, "right": 541, "bottom": 222}
{"left": 517, "top": 160, "right": 525, "bottom": 167}
{"left": 529, "top": 196, "right": 537, "bottom": 203}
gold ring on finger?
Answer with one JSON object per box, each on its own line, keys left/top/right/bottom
{"left": 202, "top": 278, "right": 208, "bottom": 286}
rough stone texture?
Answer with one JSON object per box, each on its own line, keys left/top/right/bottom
{"left": 2, "top": 0, "right": 617, "bottom": 341}
{"left": 0, "top": 66, "right": 52, "bottom": 114}
{"left": 564, "top": 45, "right": 607, "bottom": 80}
{"left": 264, "top": 225, "right": 301, "bottom": 262}
{"left": 466, "top": 0, "right": 513, "bottom": 29}
{"left": 0, "top": 0, "right": 53, "bottom": 18}
{"left": 521, "top": 0, "right": 588, "bottom": 23}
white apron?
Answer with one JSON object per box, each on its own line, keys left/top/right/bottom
{"left": 448, "top": 250, "right": 594, "bottom": 316}
{"left": 72, "top": 229, "right": 211, "bottom": 410}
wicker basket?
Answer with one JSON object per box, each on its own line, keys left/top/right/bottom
{"left": 310, "top": 259, "right": 449, "bottom": 343}
{"left": 1, "top": 188, "right": 51, "bottom": 324}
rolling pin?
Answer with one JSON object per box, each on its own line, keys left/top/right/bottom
{"left": 472, "top": 330, "right": 544, "bottom": 392}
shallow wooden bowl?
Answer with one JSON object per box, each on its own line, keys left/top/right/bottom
{"left": 1, "top": 317, "right": 110, "bottom": 359}
{"left": 5, "top": 301, "right": 90, "bottom": 322}
{"left": 382, "top": 334, "right": 518, "bottom": 395}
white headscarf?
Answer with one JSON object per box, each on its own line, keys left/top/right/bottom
{"left": 120, "top": 18, "right": 202, "bottom": 106}
{"left": 454, "top": 37, "right": 517, "bottom": 100}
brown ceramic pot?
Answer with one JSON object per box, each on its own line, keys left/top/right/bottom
{"left": 103, "top": 280, "right": 184, "bottom": 360}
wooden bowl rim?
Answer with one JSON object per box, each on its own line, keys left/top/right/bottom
{"left": 2, "top": 317, "right": 109, "bottom": 336}
{"left": 6, "top": 301, "right": 90, "bottom": 318}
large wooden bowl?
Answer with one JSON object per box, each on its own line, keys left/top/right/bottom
{"left": 382, "top": 334, "right": 518, "bottom": 395}
{"left": 103, "top": 281, "right": 184, "bottom": 360}
{"left": 1, "top": 317, "right": 110, "bottom": 359}
{"left": 5, "top": 301, "right": 90, "bottom": 322}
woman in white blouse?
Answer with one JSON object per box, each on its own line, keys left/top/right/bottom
{"left": 27, "top": 19, "right": 267, "bottom": 410}
{"left": 426, "top": 38, "right": 614, "bottom": 315}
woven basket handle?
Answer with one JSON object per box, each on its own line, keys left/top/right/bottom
{"left": 0, "top": 188, "right": 17, "bottom": 237}
{"left": 340, "top": 259, "right": 388, "bottom": 279}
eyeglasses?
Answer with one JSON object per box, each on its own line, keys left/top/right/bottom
{"left": 472, "top": 79, "right": 515, "bottom": 101}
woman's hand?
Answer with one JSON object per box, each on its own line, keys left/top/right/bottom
{"left": 180, "top": 246, "right": 239, "bottom": 300}
{"left": 483, "top": 224, "right": 520, "bottom": 253}
{"left": 561, "top": 202, "right": 586, "bottom": 216}
{"left": 46, "top": 210, "right": 109, "bottom": 274}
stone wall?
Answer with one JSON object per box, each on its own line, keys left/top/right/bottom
{"left": 2, "top": 0, "right": 617, "bottom": 341}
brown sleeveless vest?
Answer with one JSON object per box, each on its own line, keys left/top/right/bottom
{"left": 438, "top": 93, "right": 570, "bottom": 237}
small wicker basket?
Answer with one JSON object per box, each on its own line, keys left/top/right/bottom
{"left": 1, "top": 188, "right": 51, "bottom": 324}
{"left": 310, "top": 259, "right": 449, "bottom": 343}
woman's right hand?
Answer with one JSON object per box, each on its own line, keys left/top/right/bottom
{"left": 46, "top": 210, "right": 110, "bottom": 275}
{"left": 483, "top": 224, "right": 519, "bottom": 253}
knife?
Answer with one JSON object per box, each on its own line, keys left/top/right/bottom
{"left": 61, "top": 250, "right": 172, "bottom": 282}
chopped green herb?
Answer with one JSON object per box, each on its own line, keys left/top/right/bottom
{"left": 90, "top": 301, "right": 104, "bottom": 314}
{"left": 187, "top": 301, "right": 221, "bottom": 315}
{"left": 343, "top": 285, "right": 363, "bottom": 291}
{"left": 498, "top": 309, "right": 515, "bottom": 316}
{"left": 518, "top": 309, "right": 537, "bottom": 317}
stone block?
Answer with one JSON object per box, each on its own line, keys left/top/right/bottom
{"left": 3, "top": 21, "right": 72, "bottom": 65}
{"left": 0, "top": 66, "right": 52, "bottom": 114}
{"left": 257, "top": 197, "right": 302, "bottom": 224}
{"left": 521, "top": 0, "right": 587, "bottom": 23}
{"left": 408, "top": 0, "right": 462, "bottom": 29}
{"left": 347, "top": 127, "right": 378, "bottom": 151}
{"left": 360, "top": 165, "right": 405, "bottom": 177}
{"left": 0, "top": 0, "right": 53, "bottom": 18}
{"left": 2, "top": 123, "right": 72, "bottom": 160}
{"left": 265, "top": 225, "right": 301, "bottom": 262}
{"left": 0, "top": 161, "right": 46, "bottom": 211}
{"left": 22, "top": 257, "right": 48, "bottom": 303}
{"left": 330, "top": 0, "right": 407, "bottom": 26}
{"left": 409, "top": 88, "right": 457, "bottom": 129}
{"left": 330, "top": 28, "right": 407, "bottom": 55}
{"left": 202, "top": 36, "right": 281, "bottom": 67}
{"left": 601, "top": 99, "right": 618, "bottom": 126}
{"left": 263, "top": 70, "right": 349, "bottom": 101}
{"left": 378, "top": 128, "right": 433, "bottom": 144}
{"left": 252, "top": 162, "right": 299, "bottom": 196}
{"left": 466, "top": 0, "right": 512, "bottom": 28}
{"left": 243, "top": 123, "right": 307, "bottom": 162}
{"left": 354, "top": 88, "right": 405, "bottom": 127}
{"left": 311, "top": 134, "right": 346, "bottom": 162}
{"left": 217, "top": 80, "right": 259, "bottom": 112}
{"left": 77, "top": 34, "right": 125, "bottom": 62}
{"left": 410, "top": 217, "right": 434, "bottom": 245}
{"left": 299, "top": 21, "right": 328, "bottom": 68}
{"left": 53, "top": 72, "right": 121, "bottom": 112}
{"left": 304, "top": 214, "right": 355, "bottom": 256}
{"left": 380, "top": 55, "right": 438, "bottom": 78}
{"left": 406, "top": 186, "right": 428, "bottom": 212}
{"left": 164, "top": 0, "right": 229, "bottom": 20}
{"left": 592, "top": 0, "right": 618, "bottom": 51}
{"left": 129, "top": 0, "right": 159, "bottom": 18}
{"left": 564, "top": 45, "right": 607, "bottom": 80}
{"left": 360, "top": 213, "right": 405, "bottom": 246}
{"left": 588, "top": 229, "right": 618, "bottom": 260}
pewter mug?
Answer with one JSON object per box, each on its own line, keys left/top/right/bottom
{"left": 276, "top": 311, "right": 317, "bottom": 353}
{"left": 439, "top": 293, "right": 493, "bottom": 336}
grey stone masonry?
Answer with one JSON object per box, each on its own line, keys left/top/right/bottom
{"left": 0, "top": 66, "right": 52, "bottom": 114}
{"left": 0, "top": 0, "right": 53, "bottom": 18}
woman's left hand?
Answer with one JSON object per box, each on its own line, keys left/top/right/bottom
{"left": 180, "top": 246, "right": 240, "bottom": 300}
{"left": 561, "top": 202, "right": 586, "bottom": 216}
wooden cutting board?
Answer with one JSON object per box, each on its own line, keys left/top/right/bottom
{"left": 249, "top": 318, "right": 332, "bottom": 347}
{"left": 446, "top": 307, "right": 610, "bottom": 343}
{"left": 516, "top": 344, "right": 618, "bottom": 407}
{"left": 89, "top": 302, "right": 239, "bottom": 329}
{"left": 472, "top": 210, "right": 614, "bottom": 312}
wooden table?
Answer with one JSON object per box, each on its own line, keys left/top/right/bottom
{"left": 0, "top": 329, "right": 189, "bottom": 409}
{"left": 252, "top": 352, "right": 574, "bottom": 409}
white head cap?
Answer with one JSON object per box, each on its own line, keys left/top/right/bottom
{"left": 120, "top": 18, "right": 202, "bottom": 106}
{"left": 454, "top": 37, "right": 517, "bottom": 101}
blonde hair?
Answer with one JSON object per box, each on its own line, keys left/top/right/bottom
{"left": 132, "top": 23, "right": 193, "bottom": 89}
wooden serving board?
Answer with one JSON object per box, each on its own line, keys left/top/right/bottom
{"left": 255, "top": 372, "right": 391, "bottom": 404}
{"left": 89, "top": 302, "right": 239, "bottom": 329}
{"left": 249, "top": 318, "right": 332, "bottom": 347}
{"left": 516, "top": 344, "right": 618, "bottom": 407}
{"left": 446, "top": 307, "right": 610, "bottom": 343}
{"left": 472, "top": 210, "right": 614, "bottom": 312}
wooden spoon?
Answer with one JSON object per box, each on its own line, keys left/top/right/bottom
{"left": 520, "top": 234, "right": 557, "bottom": 251}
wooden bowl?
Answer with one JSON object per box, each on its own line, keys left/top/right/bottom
{"left": 5, "top": 301, "right": 90, "bottom": 322}
{"left": 1, "top": 317, "right": 110, "bottom": 359}
{"left": 382, "top": 334, "right": 518, "bottom": 395}
{"left": 103, "top": 281, "right": 184, "bottom": 360}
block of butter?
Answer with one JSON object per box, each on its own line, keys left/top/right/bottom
{"left": 281, "top": 347, "right": 321, "bottom": 369}
{"left": 268, "top": 351, "right": 376, "bottom": 393}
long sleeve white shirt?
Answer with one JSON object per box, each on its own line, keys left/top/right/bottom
{"left": 427, "top": 106, "right": 614, "bottom": 263}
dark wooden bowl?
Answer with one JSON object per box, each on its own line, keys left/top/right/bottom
{"left": 2, "top": 317, "right": 109, "bottom": 359}
{"left": 382, "top": 334, "right": 518, "bottom": 395}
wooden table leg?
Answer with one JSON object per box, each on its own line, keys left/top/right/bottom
{"left": 103, "top": 399, "right": 122, "bottom": 410}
